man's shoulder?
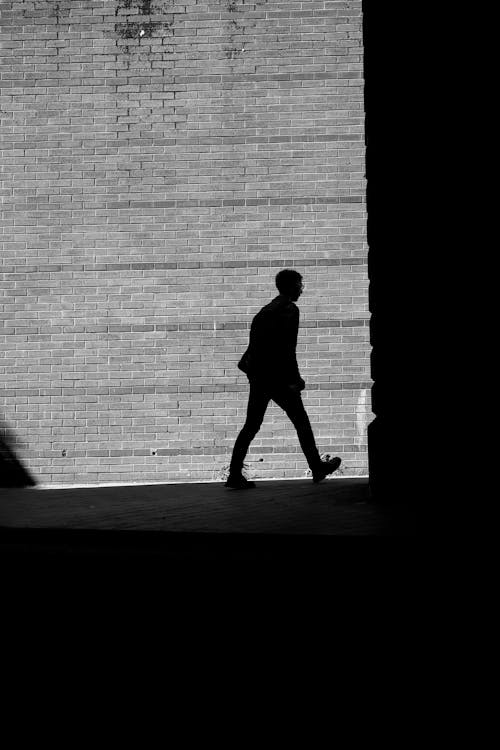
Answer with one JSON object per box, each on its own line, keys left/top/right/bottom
{"left": 262, "top": 296, "right": 298, "bottom": 314}
{"left": 253, "top": 297, "right": 279, "bottom": 319}
{"left": 252, "top": 297, "right": 298, "bottom": 329}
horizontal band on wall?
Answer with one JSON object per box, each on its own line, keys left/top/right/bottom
{"left": 5, "top": 7, "right": 362, "bottom": 25}
{"left": 123, "top": 134, "right": 364, "bottom": 147}
{"left": 158, "top": 71, "right": 363, "bottom": 85}
{"left": 1, "top": 382, "right": 372, "bottom": 398}
{"left": 1, "top": 257, "right": 366, "bottom": 275}
{"left": 1, "top": 195, "right": 365, "bottom": 211}
{"left": 4, "top": 133, "right": 364, "bottom": 149}
{"left": 0, "top": 72, "right": 363, "bottom": 90}
{"left": 2, "top": 136, "right": 364, "bottom": 156}
{"left": 27, "top": 446, "right": 368, "bottom": 460}
{"left": 1, "top": 319, "right": 368, "bottom": 335}
{"left": 105, "top": 195, "right": 365, "bottom": 210}
{"left": 111, "top": 10, "right": 360, "bottom": 22}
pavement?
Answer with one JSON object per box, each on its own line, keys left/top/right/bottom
{"left": 0, "top": 477, "right": 416, "bottom": 562}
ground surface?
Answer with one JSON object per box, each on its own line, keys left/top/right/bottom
{"left": 0, "top": 478, "right": 416, "bottom": 560}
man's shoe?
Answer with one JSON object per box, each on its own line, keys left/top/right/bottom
{"left": 312, "top": 457, "right": 342, "bottom": 483}
{"left": 224, "top": 473, "right": 256, "bottom": 489}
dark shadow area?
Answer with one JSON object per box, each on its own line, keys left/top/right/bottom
{"left": 0, "top": 420, "right": 36, "bottom": 488}
{"left": 0, "top": 479, "right": 416, "bottom": 565}
{"left": 0, "top": 521, "right": 413, "bottom": 563}
{"left": 363, "top": 3, "right": 438, "bottom": 511}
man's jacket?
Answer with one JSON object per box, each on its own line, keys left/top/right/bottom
{"left": 238, "top": 294, "right": 305, "bottom": 389}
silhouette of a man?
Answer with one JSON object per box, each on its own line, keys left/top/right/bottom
{"left": 225, "top": 269, "right": 341, "bottom": 489}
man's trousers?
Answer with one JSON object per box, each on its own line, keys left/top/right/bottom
{"left": 229, "top": 377, "right": 322, "bottom": 474}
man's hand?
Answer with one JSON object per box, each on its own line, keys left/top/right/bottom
{"left": 288, "top": 378, "right": 305, "bottom": 393}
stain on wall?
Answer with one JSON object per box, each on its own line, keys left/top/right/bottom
{"left": 224, "top": 0, "right": 246, "bottom": 60}
{"left": 115, "top": 0, "right": 174, "bottom": 42}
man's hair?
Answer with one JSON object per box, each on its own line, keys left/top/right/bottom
{"left": 275, "top": 269, "right": 302, "bottom": 293}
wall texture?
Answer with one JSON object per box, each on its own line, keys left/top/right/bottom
{"left": 0, "top": 0, "right": 370, "bottom": 486}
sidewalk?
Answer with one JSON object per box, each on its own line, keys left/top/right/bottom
{"left": 0, "top": 478, "right": 416, "bottom": 559}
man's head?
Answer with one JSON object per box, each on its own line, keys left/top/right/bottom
{"left": 275, "top": 269, "right": 304, "bottom": 302}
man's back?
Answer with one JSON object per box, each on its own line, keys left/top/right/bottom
{"left": 238, "top": 294, "right": 302, "bottom": 386}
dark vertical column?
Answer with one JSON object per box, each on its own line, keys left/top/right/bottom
{"left": 364, "top": 2, "right": 464, "bottom": 530}
{"left": 363, "top": 4, "right": 424, "bottom": 506}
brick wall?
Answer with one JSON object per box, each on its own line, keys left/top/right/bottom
{"left": 0, "top": 0, "right": 370, "bottom": 486}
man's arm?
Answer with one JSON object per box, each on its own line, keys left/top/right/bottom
{"left": 281, "top": 305, "right": 305, "bottom": 389}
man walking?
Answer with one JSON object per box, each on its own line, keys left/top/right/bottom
{"left": 225, "top": 269, "right": 341, "bottom": 489}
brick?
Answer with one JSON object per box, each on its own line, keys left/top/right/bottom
{"left": 1, "top": 0, "right": 368, "bottom": 485}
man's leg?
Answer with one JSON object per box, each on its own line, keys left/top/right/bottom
{"left": 228, "top": 378, "right": 271, "bottom": 476}
{"left": 270, "top": 387, "right": 322, "bottom": 472}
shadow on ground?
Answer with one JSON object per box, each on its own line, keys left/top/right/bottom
{"left": 0, "top": 478, "right": 416, "bottom": 561}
